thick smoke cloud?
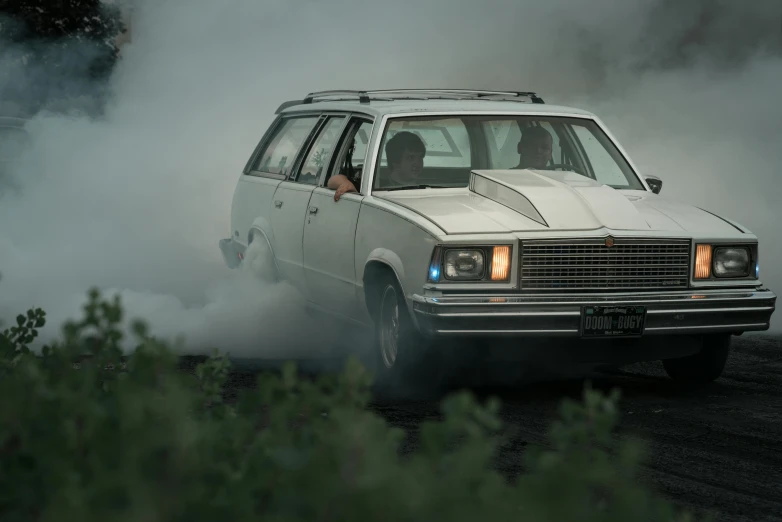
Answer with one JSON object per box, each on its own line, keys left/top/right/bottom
{"left": 0, "top": 0, "right": 779, "bottom": 356}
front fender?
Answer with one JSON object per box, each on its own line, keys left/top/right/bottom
{"left": 362, "top": 248, "right": 420, "bottom": 328}
{"left": 364, "top": 248, "right": 406, "bottom": 287}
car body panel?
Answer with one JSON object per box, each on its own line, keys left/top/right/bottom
{"left": 636, "top": 197, "right": 748, "bottom": 235}
{"left": 354, "top": 198, "right": 441, "bottom": 325}
{"left": 375, "top": 190, "right": 548, "bottom": 235}
{"left": 374, "top": 170, "right": 744, "bottom": 236}
{"left": 280, "top": 99, "right": 596, "bottom": 119}
{"left": 230, "top": 175, "right": 282, "bottom": 245}
{"left": 303, "top": 188, "right": 364, "bottom": 318}
{"left": 269, "top": 181, "right": 316, "bottom": 297}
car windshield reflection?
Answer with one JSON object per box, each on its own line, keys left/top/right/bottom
{"left": 372, "top": 115, "right": 644, "bottom": 191}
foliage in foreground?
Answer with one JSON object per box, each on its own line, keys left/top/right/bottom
{"left": 0, "top": 289, "right": 698, "bottom": 521}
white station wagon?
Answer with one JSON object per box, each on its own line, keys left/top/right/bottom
{"left": 220, "top": 89, "right": 776, "bottom": 392}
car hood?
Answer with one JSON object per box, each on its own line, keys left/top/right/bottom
{"left": 374, "top": 169, "right": 745, "bottom": 236}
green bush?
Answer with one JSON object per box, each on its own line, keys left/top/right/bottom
{"left": 0, "top": 289, "right": 697, "bottom": 521}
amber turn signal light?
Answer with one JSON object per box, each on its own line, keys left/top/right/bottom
{"left": 491, "top": 246, "right": 511, "bottom": 281}
{"left": 695, "top": 244, "right": 712, "bottom": 279}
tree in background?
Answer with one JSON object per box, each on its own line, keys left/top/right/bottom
{"left": 0, "top": 0, "right": 126, "bottom": 117}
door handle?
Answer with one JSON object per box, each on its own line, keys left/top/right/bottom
{"left": 274, "top": 200, "right": 283, "bottom": 209}
{"left": 308, "top": 206, "right": 318, "bottom": 214}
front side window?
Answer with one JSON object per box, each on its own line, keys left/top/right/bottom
{"left": 327, "top": 118, "right": 374, "bottom": 190}
{"left": 372, "top": 115, "right": 643, "bottom": 191}
{"left": 350, "top": 121, "right": 373, "bottom": 170}
{"left": 297, "top": 116, "right": 345, "bottom": 185}
{"left": 251, "top": 116, "right": 319, "bottom": 176}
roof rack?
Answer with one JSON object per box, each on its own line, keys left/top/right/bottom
{"left": 275, "top": 89, "right": 545, "bottom": 113}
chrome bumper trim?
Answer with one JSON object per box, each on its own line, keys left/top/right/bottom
{"left": 411, "top": 288, "right": 776, "bottom": 337}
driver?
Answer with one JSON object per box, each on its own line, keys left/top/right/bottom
{"left": 377, "top": 131, "right": 426, "bottom": 188}
{"left": 329, "top": 131, "right": 427, "bottom": 201}
{"left": 514, "top": 125, "right": 553, "bottom": 170}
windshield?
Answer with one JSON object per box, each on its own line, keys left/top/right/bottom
{"left": 371, "top": 115, "right": 644, "bottom": 191}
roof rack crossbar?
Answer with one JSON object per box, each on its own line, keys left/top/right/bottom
{"left": 365, "top": 88, "right": 537, "bottom": 97}
{"left": 303, "top": 90, "right": 370, "bottom": 104}
{"left": 276, "top": 88, "right": 545, "bottom": 113}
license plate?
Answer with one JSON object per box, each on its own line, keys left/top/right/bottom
{"left": 580, "top": 305, "right": 646, "bottom": 338}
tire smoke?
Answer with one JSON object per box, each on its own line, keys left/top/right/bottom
{"left": 0, "top": 0, "right": 779, "bottom": 354}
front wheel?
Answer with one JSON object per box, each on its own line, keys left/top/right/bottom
{"left": 662, "top": 334, "right": 731, "bottom": 384}
{"left": 371, "top": 273, "right": 448, "bottom": 398}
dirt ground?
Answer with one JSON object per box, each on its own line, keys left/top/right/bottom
{"left": 372, "top": 333, "right": 782, "bottom": 522}
{"left": 224, "top": 333, "right": 782, "bottom": 521}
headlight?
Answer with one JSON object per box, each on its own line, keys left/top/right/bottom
{"left": 427, "top": 246, "right": 512, "bottom": 283}
{"left": 713, "top": 247, "right": 750, "bottom": 278}
{"left": 444, "top": 249, "right": 485, "bottom": 280}
{"left": 694, "top": 244, "right": 755, "bottom": 280}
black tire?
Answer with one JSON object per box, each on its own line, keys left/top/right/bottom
{"left": 370, "top": 271, "right": 448, "bottom": 398}
{"left": 662, "top": 334, "right": 731, "bottom": 384}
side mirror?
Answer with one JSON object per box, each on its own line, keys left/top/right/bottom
{"left": 645, "top": 175, "right": 662, "bottom": 194}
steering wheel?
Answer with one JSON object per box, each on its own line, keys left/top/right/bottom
{"left": 547, "top": 163, "right": 588, "bottom": 177}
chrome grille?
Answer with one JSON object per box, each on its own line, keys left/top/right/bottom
{"left": 521, "top": 239, "right": 691, "bottom": 291}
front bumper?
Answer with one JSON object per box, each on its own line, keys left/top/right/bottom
{"left": 411, "top": 288, "right": 776, "bottom": 337}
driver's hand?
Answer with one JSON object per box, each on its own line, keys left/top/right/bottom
{"left": 334, "top": 181, "right": 357, "bottom": 202}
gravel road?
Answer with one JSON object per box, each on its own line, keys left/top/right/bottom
{"left": 224, "top": 333, "right": 782, "bottom": 521}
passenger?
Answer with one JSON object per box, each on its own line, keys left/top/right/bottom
{"left": 328, "top": 131, "right": 427, "bottom": 201}
{"left": 514, "top": 125, "right": 553, "bottom": 170}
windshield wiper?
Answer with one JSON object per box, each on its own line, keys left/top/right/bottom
{"left": 377, "top": 184, "right": 450, "bottom": 192}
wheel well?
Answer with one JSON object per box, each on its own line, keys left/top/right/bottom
{"left": 248, "top": 227, "right": 272, "bottom": 252}
{"left": 363, "top": 261, "right": 398, "bottom": 321}
{"left": 246, "top": 227, "right": 280, "bottom": 280}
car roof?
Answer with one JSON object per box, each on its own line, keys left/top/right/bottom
{"left": 280, "top": 99, "right": 595, "bottom": 118}
{"left": 276, "top": 90, "right": 596, "bottom": 119}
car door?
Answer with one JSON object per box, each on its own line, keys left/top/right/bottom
{"left": 303, "top": 116, "right": 374, "bottom": 319}
{"left": 232, "top": 114, "right": 320, "bottom": 270}
{"left": 270, "top": 114, "right": 348, "bottom": 297}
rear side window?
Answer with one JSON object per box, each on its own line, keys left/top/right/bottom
{"left": 251, "top": 116, "right": 319, "bottom": 176}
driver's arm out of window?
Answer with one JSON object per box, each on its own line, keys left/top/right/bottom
{"left": 327, "top": 174, "right": 357, "bottom": 202}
